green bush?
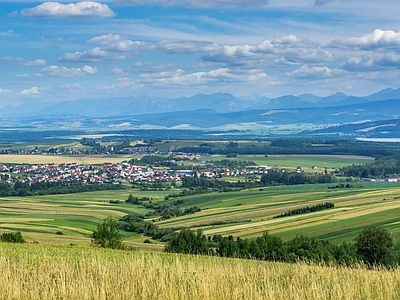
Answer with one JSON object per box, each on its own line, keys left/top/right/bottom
{"left": 1, "top": 231, "right": 25, "bottom": 243}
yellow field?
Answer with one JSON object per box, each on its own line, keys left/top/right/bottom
{"left": 0, "top": 154, "right": 134, "bottom": 164}
{"left": 0, "top": 243, "right": 399, "bottom": 300}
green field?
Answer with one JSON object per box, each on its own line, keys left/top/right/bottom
{"left": 0, "top": 189, "right": 169, "bottom": 251}
{"left": 2, "top": 180, "right": 400, "bottom": 249}
{"left": 203, "top": 154, "right": 374, "bottom": 171}
{"left": 0, "top": 153, "right": 398, "bottom": 249}
{"left": 160, "top": 182, "right": 400, "bottom": 243}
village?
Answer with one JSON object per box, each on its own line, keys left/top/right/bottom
{"left": 0, "top": 160, "right": 274, "bottom": 186}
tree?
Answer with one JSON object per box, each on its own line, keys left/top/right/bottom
{"left": 164, "top": 229, "right": 209, "bottom": 255}
{"left": 1, "top": 231, "right": 25, "bottom": 243}
{"left": 355, "top": 226, "right": 395, "bottom": 267}
{"left": 91, "top": 217, "right": 124, "bottom": 249}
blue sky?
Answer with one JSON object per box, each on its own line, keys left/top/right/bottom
{"left": 1, "top": 0, "right": 400, "bottom": 107}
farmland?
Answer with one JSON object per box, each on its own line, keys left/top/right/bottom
{"left": 0, "top": 147, "right": 399, "bottom": 249}
{"left": 2, "top": 179, "right": 400, "bottom": 248}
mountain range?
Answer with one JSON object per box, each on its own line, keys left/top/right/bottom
{"left": 1, "top": 87, "right": 400, "bottom": 138}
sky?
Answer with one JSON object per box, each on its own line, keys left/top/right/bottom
{"left": 1, "top": 0, "right": 400, "bottom": 107}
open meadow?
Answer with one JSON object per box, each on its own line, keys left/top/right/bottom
{"left": 1, "top": 243, "right": 400, "bottom": 300}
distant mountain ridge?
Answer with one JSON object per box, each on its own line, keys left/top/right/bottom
{"left": 2, "top": 87, "right": 400, "bottom": 118}
{"left": 1, "top": 87, "right": 400, "bottom": 138}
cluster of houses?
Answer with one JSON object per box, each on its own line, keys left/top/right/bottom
{"left": 0, "top": 161, "right": 278, "bottom": 186}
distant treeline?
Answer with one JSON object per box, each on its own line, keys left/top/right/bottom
{"left": 176, "top": 139, "right": 399, "bottom": 157}
{"left": 339, "top": 154, "right": 400, "bottom": 178}
{"left": 274, "top": 202, "right": 335, "bottom": 218}
{"left": 260, "top": 172, "right": 337, "bottom": 186}
{"left": 0, "top": 180, "right": 123, "bottom": 197}
{"left": 125, "top": 194, "right": 201, "bottom": 220}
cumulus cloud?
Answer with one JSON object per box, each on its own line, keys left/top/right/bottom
{"left": 1, "top": 56, "right": 46, "bottom": 66}
{"left": 61, "top": 34, "right": 220, "bottom": 62}
{"left": 333, "top": 29, "right": 400, "bottom": 51}
{"left": 59, "top": 47, "right": 125, "bottom": 62}
{"left": 25, "top": 59, "right": 47, "bottom": 67}
{"left": 19, "top": 87, "right": 40, "bottom": 95}
{"left": 202, "top": 35, "right": 332, "bottom": 68}
{"left": 39, "top": 65, "right": 98, "bottom": 77}
{"left": 117, "top": 0, "right": 269, "bottom": 9}
{"left": 21, "top": 1, "right": 115, "bottom": 18}
{"left": 137, "top": 67, "right": 270, "bottom": 87}
{"left": 291, "top": 65, "right": 333, "bottom": 80}
{"left": 341, "top": 53, "right": 400, "bottom": 71}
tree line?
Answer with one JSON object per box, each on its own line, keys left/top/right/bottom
{"left": 274, "top": 202, "right": 335, "bottom": 218}
{"left": 165, "top": 226, "right": 398, "bottom": 268}
{"left": 260, "top": 172, "right": 337, "bottom": 186}
{"left": 339, "top": 154, "right": 400, "bottom": 178}
{"left": 0, "top": 180, "right": 124, "bottom": 197}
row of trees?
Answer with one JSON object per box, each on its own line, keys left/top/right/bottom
{"left": 260, "top": 172, "right": 337, "bottom": 186}
{"left": 91, "top": 216, "right": 397, "bottom": 268}
{"left": 0, "top": 180, "right": 124, "bottom": 197}
{"left": 274, "top": 202, "right": 335, "bottom": 218}
{"left": 165, "top": 226, "right": 398, "bottom": 268}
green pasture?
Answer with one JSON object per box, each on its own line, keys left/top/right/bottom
{"left": 3, "top": 181, "right": 400, "bottom": 248}
{"left": 0, "top": 188, "right": 170, "bottom": 250}
{"left": 159, "top": 182, "right": 400, "bottom": 243}
{"left": 203, "top": 154, "right": 374, "bottom": 171}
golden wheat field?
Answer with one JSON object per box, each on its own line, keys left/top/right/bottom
{"left": 1, "top": 243, "right": 400, "bottom": 300}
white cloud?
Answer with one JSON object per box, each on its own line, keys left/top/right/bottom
{"left": 39, "top": 65, "right": 98, "bottom": 77}
{"left": 25, "top": 59, "right": 47, "bottom": 67}
{"left": 87, "top": 34, "right": 146, "bottom": 52}
{"left": 202, "top": 36, "right": 332, "bottom": 68}
{"left": 137, "top": 67, "right": 270, "bottom": 87}
{"left": 334, "top": 29, "right": 400, "bottom": 51}
{"left": 291, "top": 65, "right": 333, "bottom": 80}
{"left": 1, "top": 56, "right": 47, "bottom": 66}
{"left": 21, "top": 1, "right": 115, "bottom": 18}
{"left": 19, "top": 87, "right": 40, "bottom": 95}
{"left": 0, "top": 88, "right": 11, "bottom": 95}
{"left": 60, "top": 47, "right": 125, "bottom": 62}
{"left": 341, "top": 53, "right": 400, "bottom": 71}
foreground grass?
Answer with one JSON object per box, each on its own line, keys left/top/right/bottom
{"left": 0, "top": 243, "right": 399, "bottom": 300}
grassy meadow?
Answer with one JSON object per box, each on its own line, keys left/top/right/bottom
{"left": 1, "top": 243, "right": 400, "bottom": 300}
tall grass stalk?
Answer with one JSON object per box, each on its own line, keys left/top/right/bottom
{"left": 0, "top": 243, "right": 400, "bottom": 299}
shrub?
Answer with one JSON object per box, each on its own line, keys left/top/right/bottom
{"left": 1, "top": 231, "right": 25, "bottom": 243}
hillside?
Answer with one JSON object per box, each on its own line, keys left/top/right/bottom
{"left": 0, "top": 243, "right": 399, "bottom": 300}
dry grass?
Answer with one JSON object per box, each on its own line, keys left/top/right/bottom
{"left": 1, "top": 243, "right": 400, "bottom": 300}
